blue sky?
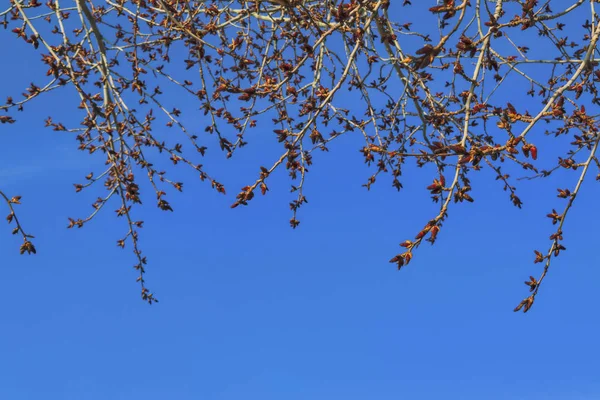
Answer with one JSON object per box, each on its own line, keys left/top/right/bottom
{"left": 1, "top": 3, "right": 600, "bottom": 399}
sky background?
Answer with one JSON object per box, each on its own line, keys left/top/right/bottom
{"left": 1, "top": 2, "right": 600, "bottom": 399}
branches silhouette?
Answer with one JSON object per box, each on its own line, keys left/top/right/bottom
{"left": 3, "top": 0, "right": 600, "bottom": 310}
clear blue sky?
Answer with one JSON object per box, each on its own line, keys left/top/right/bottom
{"left": 1, "top": 3, "right": 600, "bottom": 399}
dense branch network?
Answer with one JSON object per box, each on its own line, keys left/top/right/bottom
{"left": 2, "top": 0, "right": 600, "bottom": 310}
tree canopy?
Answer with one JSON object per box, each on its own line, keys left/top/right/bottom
{"left": 2, "top": 0, "right": 600, "bottom": 311}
